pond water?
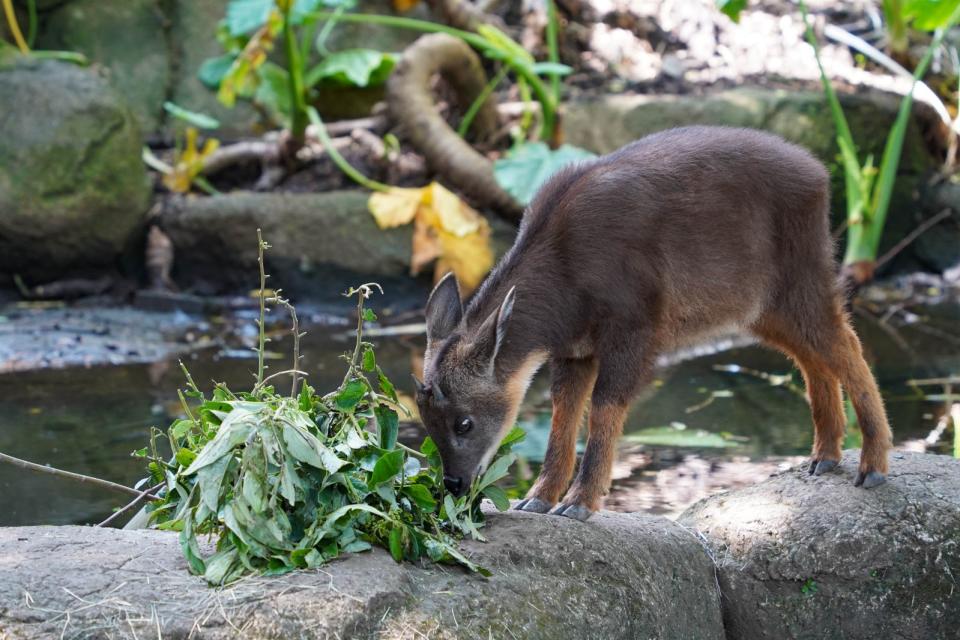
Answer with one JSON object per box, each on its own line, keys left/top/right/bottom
{"left": 1, "top": 297, "right": 957, "bottom": 526}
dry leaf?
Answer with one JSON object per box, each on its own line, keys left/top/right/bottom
{"left": 367, "top": 182, "right": 494, "bottom": 293}
{"left": 217, "top": 12, "right": 281, "bottom": 107}
{"left": 368, "top": 187, "right": 422, "bottom": 228}
{"left": 163, "top": 127, "right": 220, "bottom": 193}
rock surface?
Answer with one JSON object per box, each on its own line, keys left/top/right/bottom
{"left": 679, "top": 450, "right": 960, "bottom": 640}
{"left": 0, "top": 57, "right": 150, "bottom": 282}
{"left": 0, "top": 510, "right": 723, "bottom": 639}
{"left": 158, "top": 191, "right": 516, "bottom": 296}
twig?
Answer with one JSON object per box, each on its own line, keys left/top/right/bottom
{"left": 0, "top": 452, "right": 152, "bottom": 499}
{"left": 875, "top": 208, "right": 954, "bottom": 268}
{"left": 255, "top": 229, "right": 269, "bottom": 389}
{"left": 201, "top": 140, "right": 279, "bottom": 176}
{"left": 97, "top": 483, "right": 164, "bottom": 528}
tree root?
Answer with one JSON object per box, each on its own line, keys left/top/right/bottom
{"left": 387, "top": 33, "right": 523, "bottom": 220}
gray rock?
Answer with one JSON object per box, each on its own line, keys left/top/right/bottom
{"left": 158, "top": 191, "right": 516, "bottom": 296}
{"left": 35, "top": 0, "right": 171, "bottom": 133}
{"left": 563, "top": 88, "right": 934, "bottom": 173}
{"left": 0, "top": 57, "right": 150, "bottom": 281}
{"left": 679, "top": 450, "right": 960, "bottom": 640}
{"left": 0, "top": 509, "right": 724, "bottom": 639}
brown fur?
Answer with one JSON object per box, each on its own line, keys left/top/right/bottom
{"left": 418, "top": 126, "right": 893, "bottom": 517}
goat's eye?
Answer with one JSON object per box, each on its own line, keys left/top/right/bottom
{"left": 454, "top": 417, "right": 473, "bottom": 436}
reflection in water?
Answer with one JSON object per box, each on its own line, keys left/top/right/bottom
{"left": 0, "top": 299, "right": 957, "bottom": 525}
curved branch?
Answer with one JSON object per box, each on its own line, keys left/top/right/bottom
{"left": 387, "top": 33, "right": 522, "bottom": 219}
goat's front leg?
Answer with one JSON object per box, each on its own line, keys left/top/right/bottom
{"left": 515, "top": 357, "right": 597, "bottom": 513}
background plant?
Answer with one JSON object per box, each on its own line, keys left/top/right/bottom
{"left": 136, "top": 233, "right": 522, "bottom": 584}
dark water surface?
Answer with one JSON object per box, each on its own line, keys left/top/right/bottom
{"left": 1, "top": 299, "right": 957, "bottom": 525}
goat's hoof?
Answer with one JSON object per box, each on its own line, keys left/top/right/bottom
{"left": 812, "top": 459, "right": 839, "bottom": 476}
{"left": 854, "top": 470, "right": 887, "bottom": 488}
{"left": 514, "top": 497, "right": 553, "bottom": 513}
{"left": 550, "top": 502, "right": 594, "bottom": 522}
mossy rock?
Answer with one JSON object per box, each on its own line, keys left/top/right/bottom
{"left": 0, "top": 57, "right": 150, "bottom": 281}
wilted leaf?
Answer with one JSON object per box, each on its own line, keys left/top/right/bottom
{"left": 218, "top": 13, "right": 281, "bottom": 107}
{"left": 424, "top": 182, "right": 482, "bottom": 237}
{"left": 410, "top": 216, "right": 442, "bottom": 276}
{"left": 493, "top": 142, "right": 596, "bottom": 206}
{"left": 433, "top": 220, "right": 493, "bottom": 293}
{"left": 162, "top": 128, "right": 221, "bottom": 193}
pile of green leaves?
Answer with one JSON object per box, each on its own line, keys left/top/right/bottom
{"left": 137, "top": 274, "right": 523, "bottom": 585}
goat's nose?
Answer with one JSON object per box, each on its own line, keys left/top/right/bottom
{"left": 443, "top": 474, "right": 464, "bottom": 495}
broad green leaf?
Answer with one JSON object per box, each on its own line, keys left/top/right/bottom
{"left": 493, "top": 142, "right": 596, "bottom": 206}
{"left": 482, "top": 485, "right": 510, "bottom": 511}
{"left": 343, "top": 539, "right": 372, "bottom": 553}
{"left": 184, "top": 409, "right": 256, "bottom": 474}
{"left": 475, "top": 453, "right": 515, "bottom": 492}
{"left": 196, "top": 454, "right": 232, "bottom": 513}
{"left": 905, "top": 0, "right": 960, "bottom": 30}
{"left": 254, "top": 62, "right": 293, "bottom": 128}
{"left": 369, "top": 449, "right": 404, "bottom": 486}
{"left": 375, "top": 406, "right": 399, "bottom": 450}
{"left": 203, "top": 548, "right": 239, "bottom": 585}
{"left": 335, "top": 378, "right": 367, "bottom": 410}
{"left": 402, "top": 484, "right": 436, "bottom": 511}
{"left": 163, "top": 101, "right": 221, "bottom": 130}
{"left": 282, "top": 423, "right": 347, "bottom": 472}
{"left": 620, "top": 425, "right": 737, "bottom": 448}
{"left": 305, "top": 49, "right": 395, "bottom": 88}
{"left": 175, "top": 447, "right": 197, "bottom": 468}
{"left": 362, "top": 347, "right": 376, "bottom": 372}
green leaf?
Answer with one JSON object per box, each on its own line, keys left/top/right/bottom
{"left": 389, "top": 526, "right": 404, "bottom": 562}
{"left": 402, "top": 483, "right": 437, "bottom": 511}
{"left": 203, "top": 547, "right": 239, "bottom": 585}
{"left": 362, "top": 308, "right": 377, "bottom": 322}
{"left": 375, "top": 406, "right": 399, "bottom": 450}
{"left": 376, "top": 367, "right": 397, "bottom": 402}
{"left": 198, "top": 54, "right": 237, "bottom": 89}
{"left": 170, "top": 419, "right": 194, "bottom": 440}
{"left": 475, "top": 453, "right": 515, "bottom": 492}
{"left": 716, "top": 0, "right": 748, "bottom": 22}
{"left": 369, "top": 449, "right": 405, "bottom": 486}
{"left": 498, "top": 425, "right": 526, "bottom": 450}
{"left": 530, "top": 61, "right": 573, "bottom": 76}
{"left": 420, "top": 436, "right": 438, "bottom": 457}
{"left": 304, "top": 49, "right": 395, "bottom": 88}
{"left": 254, "top": 62, "right": 292, "bottom": 128}
{"left": 335, "top": 378, "right": 367, "bottom": 410}
{"left": 905, "top": 0, "right": 960, "bottom": 30}
{"left": 493, "top": 142, "right": 596, "bottom": 206}
{"left": 164, "top": 101, "right": 221, "bottom": 130}
{"left": 183, "top": 407, "right": 258, "bottom": 474}
{"left": 482, "top": 485, "right": 510, "bottom": 511}
{"left": 225, "top": 0, "right": 272, "bottom": 36}
{"left": 362, "top": 347, "right": 376, "bottom": 372}
{"left": 282, "top": 423, "right": 347, "bottom": 473}
{"left": 196, "top": 454, "right": 233, "bottom": 513}
{"left": 175, "top": 448, "right": 197, "bottom": 469}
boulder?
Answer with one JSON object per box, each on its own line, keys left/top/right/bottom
{"left": 679, "top": 450, "right": 960, "bottom": 640}
{"left": 158, "top": 191, "right": 517, "bottom": 297}
{"left": 0, "top": 57, "right": 150, "bottom": 281}
{"left": 0, "top": 510, "right": 724, "bottom": 639}
{"left": 35, "top": 0, "right": 171, "bottom": 133}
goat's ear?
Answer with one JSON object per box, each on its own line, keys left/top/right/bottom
{"left": 425, "top": 273, "right": 463, "bottom": 344}
{"left": 472, "top": 286, "right": 515, "bottom": 369}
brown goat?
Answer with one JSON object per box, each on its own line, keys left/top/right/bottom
{"left": 415, "top": 126, "right": 892, "bottom": 521}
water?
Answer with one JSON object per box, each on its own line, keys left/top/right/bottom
{"left": 1, "top": 298, "right": 957, "bottom": 525}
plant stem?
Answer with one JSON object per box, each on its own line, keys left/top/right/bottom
{"left": 25, "top": 0, "right": 36, "bottom": 48}
{"left": 545, "top": 0, "right": 561, "bottom": 105}
{"left": 0, "top": 451, "right": 155, "bottom": 500}
{"left": 256, "top": 229, "right": 269, "bottom": 389}
{"left": 1, "top": 0, "right": 29, "bottom": 52}
{"left": 282, "top": 4, "right": 309, "bottom": 144}
{"left": 307, "top": 11, "right": 557, "bottom": 141}
{"left": 306, "top": 107, "right": 390, "bottom": 192}
{"left": 457, "top": 65, "right": 508, "bottom": 138}
{"left": 98, "top": 482, "right": 164, "bottom": 528}
{"left": 313, "top": 4, "right": 345, "bottom": 56}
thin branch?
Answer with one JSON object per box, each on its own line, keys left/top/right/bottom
{"left": 875, "top": 208, "right": 954, "bottom": 268}
{"left": 97, "top": 483, "right": 164, "bottom": 528}
{"left": 0, "top": 452, "right": 152, "bottom": 499}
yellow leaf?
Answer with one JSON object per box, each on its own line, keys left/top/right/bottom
{"left": 368, "top": 187, "right": 424, "bottom": 228}
{"left": 425, "top": 182, "right": 481, "bottom": 237}
{"left": 434, "top": 218, "right": 493, "bottom": 293}
{"left": 217, "top": 14, "right": 280, "bottom": 108}
{"left": 162, "top": 127, "right": 220, "bottom": 193}
{"left": 392, "top": 0, "right": 421, "bottom": 11}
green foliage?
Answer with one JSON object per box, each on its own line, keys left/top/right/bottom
{"left": 801, "top": 578, "right": 818, "bottom": 595}
{"left": 304, "top": 49, "right": 395, "bottom": 88}
{"left": 136, "top": 246, "right": 524, "bottom": 585}
{"left": 800, "top": 0, "right": 960, "bottom": 272}
{"left": 493, "top": 142, "right": 596, "bottom": 205}
{"left": 716, "top": 0, "right": 748, "bottom": 22}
